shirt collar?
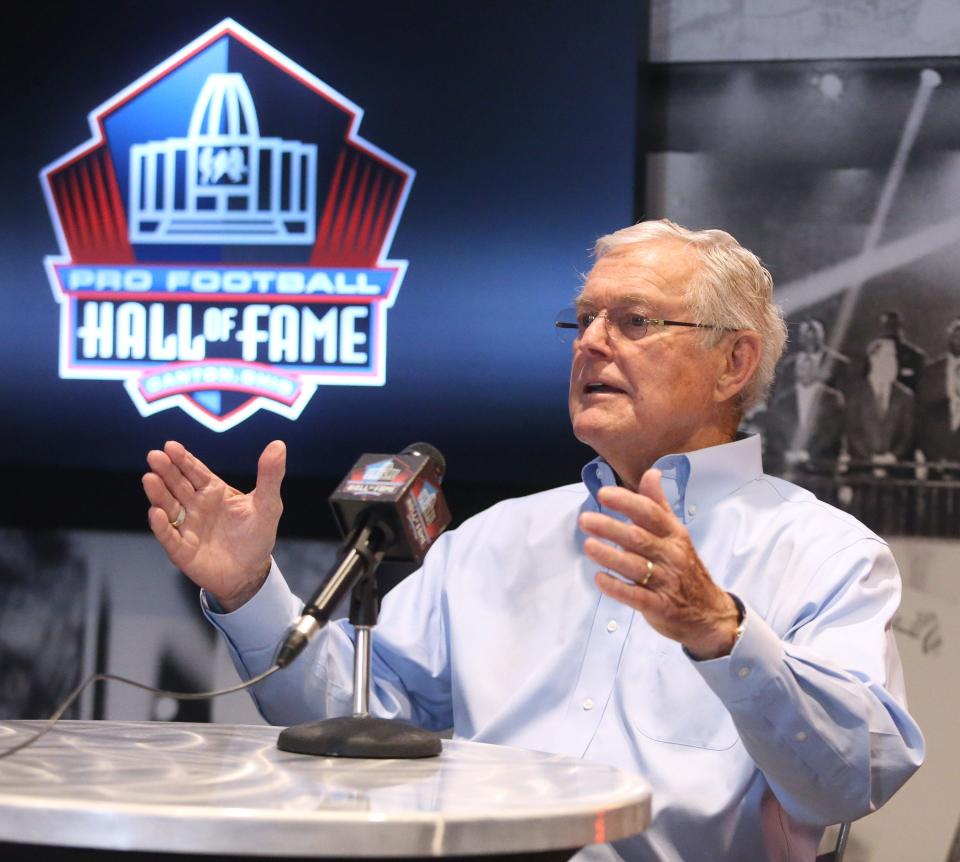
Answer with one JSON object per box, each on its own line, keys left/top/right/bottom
{"left": 581, "top": 434, "right": 764, "bottom": 524}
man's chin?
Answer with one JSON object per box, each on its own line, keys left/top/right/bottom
{"left": 570, "top": 414, "right": 616, "bottom": 455}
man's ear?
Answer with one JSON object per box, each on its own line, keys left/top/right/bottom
{"left": 714, "top": 330, "right": 761, "bottom": 404}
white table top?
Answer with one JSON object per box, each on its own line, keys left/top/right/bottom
{"left": 0, "top": 720, "right": 651, "bottom": 857}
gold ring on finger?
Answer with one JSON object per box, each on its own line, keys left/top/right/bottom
{"left": 640, "top": 559, "right": 654, "bottom": 588}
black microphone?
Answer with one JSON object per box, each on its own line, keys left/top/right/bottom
{"left": 275, "top": 443, "right": 450, "bottom": 668}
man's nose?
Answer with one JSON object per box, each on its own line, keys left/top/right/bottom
{"left": 578, "top": 313, "right": 613, "bottom": 355}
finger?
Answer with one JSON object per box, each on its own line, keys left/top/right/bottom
{"left": 254, "top": 441, "right": 286, "bottom": 512}
{"left": 595, "top": 571, "right": 657, "bottom": 612}
{"left": 583, "top": 537, "right": 658, "bottom": 585}
{"left": 142, "top": 473, "right": 183, "bottom": 523}
{"left": 147, "top": 448, "right": 197, "bottom": 503}
{"left": 596, "top": 485, "right": 675, "bottom": 537}
{"left": 638, "top": 468, "right": 673, "bottom": 512}
{"left": 164, "top": 440, "right": 216, "bottom": 492}
{"left": 579, "top": 511, "right": 659, "bottom": 556}
{"left": 147, "top": 505, "right": 185, "bottom": 561}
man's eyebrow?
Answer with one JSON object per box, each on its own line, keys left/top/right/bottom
{"left": 574, "top": 293, "right": 654, "bottom": 310}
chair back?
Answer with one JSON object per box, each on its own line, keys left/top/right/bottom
{"left": 816, "top": 822, "right": 850, "bottom": 862}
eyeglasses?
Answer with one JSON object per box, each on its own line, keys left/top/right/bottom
{"left": 554, "top": 306, "right": 725, "bottom": 343}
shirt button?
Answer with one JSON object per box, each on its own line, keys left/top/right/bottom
{"left": 606, "top": 620, "right": 618, "bottom": 633}
{"left": 687, "top": 503, "right": 698, "bottom": 516}
{"left": 795, "top": 731, "right": 808, "bottom": 742}
{"left": 582, "top": 698, "right": 594, "bottom": 711}
{"left": 737, "top": 666, "right": 752, "bottom": 679}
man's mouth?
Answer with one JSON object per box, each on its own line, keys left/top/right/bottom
{"left": 584, "top": 382, "right": 624, "bottom": 395}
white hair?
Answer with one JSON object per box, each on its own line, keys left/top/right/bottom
{"left": 593, "top": 219, "right": 787, "bottom": 411}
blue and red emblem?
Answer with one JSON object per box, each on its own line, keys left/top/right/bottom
{"left": 41, "top": 19, "right": 414, "bottom": 431}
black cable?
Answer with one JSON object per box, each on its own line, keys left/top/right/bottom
{"left": 0, "top": 664, "right": 282, "bottom": 760}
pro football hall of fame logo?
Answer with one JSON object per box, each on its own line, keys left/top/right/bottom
{"left": 41, "top": 19, "right": 414, "bottom": 431}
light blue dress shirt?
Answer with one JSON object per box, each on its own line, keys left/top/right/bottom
{"left": 206, "top": 434, "right": 924, "bottom": 862}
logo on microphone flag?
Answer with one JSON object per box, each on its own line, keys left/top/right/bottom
{"left": 40, "top": 19, "right": 414, "bottom": 431}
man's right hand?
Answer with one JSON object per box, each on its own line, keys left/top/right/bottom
{"left": 142, "top": 440, "right": 286, "bottom": 612}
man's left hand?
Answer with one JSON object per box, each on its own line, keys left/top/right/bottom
{"left": 579, "top": 469, "right": 740, "bottom": 660}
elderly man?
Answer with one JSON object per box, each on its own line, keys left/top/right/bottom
{"left": 143, "top": 220, "right": 923, "bottom": 862}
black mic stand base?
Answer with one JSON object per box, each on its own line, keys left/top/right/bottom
{"left": 277, "top": 716, "right": 442, "bottom": 758}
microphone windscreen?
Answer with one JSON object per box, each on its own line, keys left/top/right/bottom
{"left": 401, "top": 442, "right": 446, "bottom": 478}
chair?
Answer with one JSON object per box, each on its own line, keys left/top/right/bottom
{"left": 816, "top": 823, "right": 850, "bottom": 862}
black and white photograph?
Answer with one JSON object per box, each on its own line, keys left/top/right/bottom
{"left": 647, "top": 53, "right": 960, "bottom": 539}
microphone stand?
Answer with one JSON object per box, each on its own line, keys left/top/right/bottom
{"left": 276, "top": 570, "right": 442, "bottom": 759}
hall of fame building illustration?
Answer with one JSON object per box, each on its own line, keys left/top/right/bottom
{"left": 129, "top": 73, "right": 318, "bottom": 247}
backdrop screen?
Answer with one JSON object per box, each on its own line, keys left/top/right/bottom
{"left": 2, "top": 1, "right": 642, "bottom": 502}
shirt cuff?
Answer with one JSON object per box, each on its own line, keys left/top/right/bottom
{"left": 688, "top": 601, "right": 786, "bottom": 705}
{"left": 201, "top": 559, "right": 303, "bottom": 653}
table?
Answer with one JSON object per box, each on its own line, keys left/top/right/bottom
{"left": 0, "top": 721, "right": 651, "bottom": 860}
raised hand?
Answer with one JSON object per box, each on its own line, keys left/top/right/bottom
{"left": 579, "top": 468, "right": 740, "bottom": 659}
{"left": 142, "top": 440, "right": 286, "bottom": 611}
